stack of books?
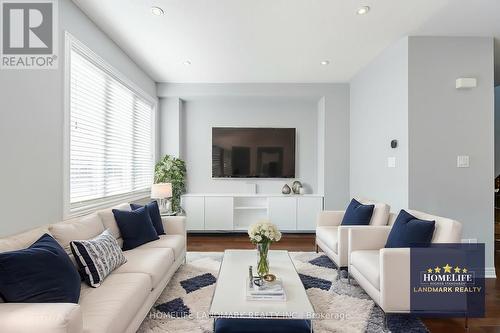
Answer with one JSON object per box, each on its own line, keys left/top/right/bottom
{"left": 246, "top": 277, "right": 286, "bottom": 301}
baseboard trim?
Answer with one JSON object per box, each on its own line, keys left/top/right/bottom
{"left": 485, "top": 266, "right": 497, "bottom": 278}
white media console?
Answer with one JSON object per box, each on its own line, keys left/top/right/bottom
{"left": 181, "top": 193, "right": 323, "bottom": 232}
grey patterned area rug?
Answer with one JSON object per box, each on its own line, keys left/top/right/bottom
{"left": 138, "top": 252, "right": 428, "bottom": 333}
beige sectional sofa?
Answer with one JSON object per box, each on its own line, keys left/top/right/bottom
{"left": 0, "top": 203, "right": 187, "bottom": 333}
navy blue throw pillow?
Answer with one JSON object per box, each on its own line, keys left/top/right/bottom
{"left": 341, "top": 199, "right": 375, "bottom": 225}
{"left": 0, "top": 233, "right": 81, "bottom": 303}
{"left": 385, "top": 210, "right": 436, "bottom": 248}
{"left": 112, "top": 206, "right": 159, "bottom": 250}
{"left": 130, "top": 201, "right": 165, "bottom": 235}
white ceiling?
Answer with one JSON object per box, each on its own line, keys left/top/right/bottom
{"left": 72, "top": 0, "right": 500, "bottom": 84}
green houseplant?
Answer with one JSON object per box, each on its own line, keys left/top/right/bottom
{"left": 154, "top": 155, "right": 186, "bottom": 213}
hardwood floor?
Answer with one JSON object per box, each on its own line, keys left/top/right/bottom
{"left": 188, "top": 233, "right": 316, "bottom": 252}
{"left": 187, "top": 233, "right": 500, "bottom": 333}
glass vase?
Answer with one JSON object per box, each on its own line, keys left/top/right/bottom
{"left": 256, "top": 242, "right": 270, "bottom": 277}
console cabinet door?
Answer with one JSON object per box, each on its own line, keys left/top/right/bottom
{"left": 204, "top": 197, "right": 234, "bottom": 230}
{"left": 268, "top": 197, "right": 297, "bottom": 231}
{"left": 181, "top": 196, "right": 205, "bottom": 231}
{"left": 297, "top": 197, "right": 323, "bottom": 230}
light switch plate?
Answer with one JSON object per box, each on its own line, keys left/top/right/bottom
{"left": 456, "top": 78, "right": 477, "bottom": 89}
{"left": 457, "top": 155, "right": 470, "bottom": 168}
{"left": 387, "top": 157, "right": 396, "bottom": 168}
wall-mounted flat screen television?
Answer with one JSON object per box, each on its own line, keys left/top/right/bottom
{"left": 212, "top": 127, "right": 296, "bottom": 178}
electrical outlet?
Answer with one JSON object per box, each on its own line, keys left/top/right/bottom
{"left": 387, "top": 157, "right": 396, "bottom": 168}
{"left": 461, "top": 238, "right": 477, "bottom": 243}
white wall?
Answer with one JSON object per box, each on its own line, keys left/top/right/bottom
{"left": 182, "top": 97, "right": 318, "bottom": 194}
{"left": 0, "top": 0, "right": 156, "bottom": 237}
{"left": 160, "top": 98, "right": 183, "bottom": 158}
{"left": 408, "top": 36, "right": 495, "bottom": 269}
{"left": 350, "top": 38, "right": 409, "bottom": 212}
{"left": 350, "top": 36, "right": 495, "bottom": 271}
{"left": 157, "top": 83, "right": 350, "bottom": 210}
{"left": 495, "top": 86, "right": 500, "bottom": 177}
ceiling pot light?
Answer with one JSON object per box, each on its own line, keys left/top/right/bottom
{"left": 320, "top": 60, "right": 330, "bottom": 66}
{"left": 151, "top": 6, "right": 165, "bottom": 16}
{"left": 183, "top": 60, "right": 192, "bottom": 66}
{"left": 356, "top": 6, "right": 370, "bottom": 15}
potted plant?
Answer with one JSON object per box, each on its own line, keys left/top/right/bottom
{"left": 248, "top": 220, "right": 282, "bottom": 277}
{"left": 154, "top": 155, "right": 186, "bottom": 214}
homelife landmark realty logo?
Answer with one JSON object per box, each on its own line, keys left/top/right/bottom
{"left": 1, "top": 0, "right": 58, "bottom": 69}
{"left": 416, "top": 263, "right": 479, "bottom": 292}
{"left": 411, "top": 244, "right": 485, "bottom": 317}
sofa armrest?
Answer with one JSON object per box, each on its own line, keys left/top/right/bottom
{"left": 162, "top": 216, "right": 186, "bottom": 236}
{"left": 0, "top": 303, "right": 82, "bottom": 333}
{"left": 348, "top": 226, "right": 391, "bottom": 253}
{"left": 337, "top": 225, "right": 387, "bottom": 267}
{"left": 380, "top": 248, "right": 410, "bottom": 312}
{"left": 317, "top": 211, "right": 344, "bottom": 227}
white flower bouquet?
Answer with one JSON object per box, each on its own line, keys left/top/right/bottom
{"left": 248, "top": 220, "right": 282, "bottom": 244}
{"left": 248, "top": 220, "right": 282, "bottom": 277}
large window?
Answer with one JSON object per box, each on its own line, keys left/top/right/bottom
{"left": 66, "top": 34, "right": 155, "bottom": 216}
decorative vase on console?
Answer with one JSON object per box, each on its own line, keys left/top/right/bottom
{"left": 248, "top": 220, "right": 282, "bottom": 277}
{"left": 292, "top": 180, "right": 302, "bottom": 194}
{"left": 281, "top": 184, "right": 291, "bottom": 195}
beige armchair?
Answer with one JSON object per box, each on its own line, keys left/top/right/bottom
{"left": 348, "top": 209, "right": 462, "bottom": 313}
{"left": 315, "top": 198, "right": 391, "bottom": 276}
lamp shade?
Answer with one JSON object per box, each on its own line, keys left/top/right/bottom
{"left": 151, "top": 183, "right": 172, "bottom": 199}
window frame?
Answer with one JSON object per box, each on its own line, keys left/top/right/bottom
{"left": 63, "top": 32, "right": 157, "bottom": 219}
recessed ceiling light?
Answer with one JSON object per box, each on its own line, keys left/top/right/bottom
{"left": 356, "top": 6, "right": 370, "bottom": 15}
{"left": 183, "top": 60, "right": 192, "bottom": 66}
{"left": 320, "top": 60, "right": 330, "bottom": 66}
{"left": 151, "top": 6, "right": 165, "bottom": 16}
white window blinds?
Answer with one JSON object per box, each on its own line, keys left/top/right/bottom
{"left": 69, "top": 46, "right": 154, "bottom": 213}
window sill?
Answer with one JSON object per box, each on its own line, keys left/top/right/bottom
{"left": 65, "top": 190, "right": 150, "bottom": 220}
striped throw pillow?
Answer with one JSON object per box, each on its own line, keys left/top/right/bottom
{"left": 70, "top": 229, "right": 126, "bottom": 287}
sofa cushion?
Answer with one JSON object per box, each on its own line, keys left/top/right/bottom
{"left": 97, "top": 203, "right": 131, "bottom": 241}
{"left": 350, "top": 250, "right": 380, "bottom": 289}
{"left": 131, "top": 201, "right": 165, "bottom": 235}
{"left": 315, "top": 226, "right": 338, "bottom": 253}
{"left": 341, "top": 199, "right": 374, "bottom": 226}
{"left": 385, "top": 210, "right": 435, "bottom": 248}
{"left": 407, "top": 209, "right": 462, "bottom": 243}
{"left": 50, "top": 214, "right": 105, "bottom": 254}
{"left": 113, "top": 247, "right": 174, "bottom": 288}
{"left": 138, "top": 234, "right": 185, "bottom": 259}
{"left": 356, "top": 198, "right": 390, "bottom": 226}
{"left": 0, "top": 234, "right": 81, "bottom": 303}
{"left": 71, "top": 230, "right": 127, "bottom": 287}
{"left": 0, "top": 225, "right": 50, "bottom": 253}
{"left": 79, "top": 272, "right": 150, "bottom": 333}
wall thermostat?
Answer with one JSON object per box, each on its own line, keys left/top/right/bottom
{"left": 390, "top": 140, "right": 398, "bottom": 149}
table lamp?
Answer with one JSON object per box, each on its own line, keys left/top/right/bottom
{"left": 151, "top": 183, "right": 172, "bottom": 214}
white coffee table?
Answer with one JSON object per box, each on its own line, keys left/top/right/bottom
{"left": 209, "top": 250, "right": 315, "bottom": 319}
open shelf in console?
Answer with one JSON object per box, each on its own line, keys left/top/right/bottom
{"left": 233, "top": 196, "right": 268, "bottom": 210}
{"left": 233, "top": 196, "right": 269, "bottom": 230}
{"left": 234, "top": 206, "right": 268, "bottom": 210}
